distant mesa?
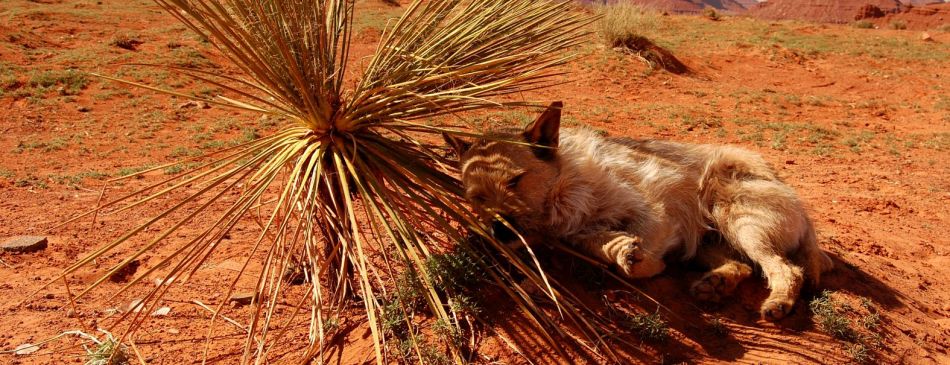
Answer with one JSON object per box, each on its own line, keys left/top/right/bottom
{"left": 580, "top": 0, "right": 949, "bottom": 24}
{"left": 747, "top": 0, "right": 907, "bottom": 24}
{"left": 579, "top": 0, "right": 754, "bottom": 14}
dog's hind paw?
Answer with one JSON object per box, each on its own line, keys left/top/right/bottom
{"left": 691, "top": 273, "right": 729, "bottom": 302}
{"left": 690, "top": 262, "right": 752, "bottom": 302}
{"left": 761, "top": 297, "right": 796, "bottom": 321}
{"left": 617, "top": 240, "right": 665, "bottom": 279}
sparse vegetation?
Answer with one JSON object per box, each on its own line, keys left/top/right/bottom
{"left": 110, "top": 34, "right": 143, "bottom": 50}
{"left": 810, "top": 292, "right": 884, "bottom": 364}
{"left": 597, "top": 4, "right": 687, "bottom": 74}
{"left": 702, "top": 8, "right": 721, "bottom": 21}
{"left": 625, "top": 311, "right": 669, "bottom": 342}
{"left": 853, "top": 20, "right": 874, "bottom": 29}
{"left": 889, "top": 21, "right": 907, "bottom": 30}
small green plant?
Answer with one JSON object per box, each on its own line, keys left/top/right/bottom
{"left": 810, "top": 291, "right": 858, "bottom": 341}
{"left": 625, "top": 311, "right": 669, "bottom": 342}
{"left": 708, "top": 317, "right": 728, "bottom": 336}
{"left": 83, "top": 331, "right": 130, "bottom": 365}
{"left": 29, "top": 69, "right": 89, "bottom": 96}
{"left": 847, "top": 343, "right": 872, "bottom": 364}
{"left": 853, "top": 20, "right": 874, "bottom": 29}
{"left": 889, "top": 21, "right": 907, "bottom": 30}
{"left": 424, "top": 249, "right": 485, "bottom": 294}
{"left": 110, "top": 34, "right": 143, "bottom": 50}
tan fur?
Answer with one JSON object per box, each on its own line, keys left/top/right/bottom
{"left": 448, "top": 103, "right": 834, "bottom": 320}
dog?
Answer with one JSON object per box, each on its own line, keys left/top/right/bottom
{"left": 444, "top": 102, "right": 834, "bottom": 320}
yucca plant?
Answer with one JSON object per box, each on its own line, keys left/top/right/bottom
{"left": 33, "top": 0, "right": 651, "bottom": 363}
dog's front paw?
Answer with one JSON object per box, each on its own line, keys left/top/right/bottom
{"left": 761, "top": 296, "right": 796, "bottom": 321}
{"left": 617, "top": 240, "right": 665, "bottom": 279}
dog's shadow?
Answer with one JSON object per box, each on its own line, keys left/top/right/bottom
{"left": 500, "top": 249, "right": 909, "bottom": 363}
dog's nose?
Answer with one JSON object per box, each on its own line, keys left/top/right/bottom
{"left": 490, "top": 217, "right": 519, "bottom": 243}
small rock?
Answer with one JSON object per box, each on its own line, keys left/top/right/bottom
{"left": 785, "top": 160, "right": 796, "bottom": 165}
{"left": 167, "top": 328, "right": 180, "bottom": 335}
{"left": 44, "top": 293, "right": 54, "bottom": 300}
{"left": 921, "top": 32, "right": 933, "bottom": 42}
{"left": 177, "top": 100, "right": 210, "bottom": 109}
{"left": 14, "top": 343, "right": 39, "bottom": 355}
{"left": 229, "top": 292, "right": 256, "bottom": 307}
{"left": 77, "top": 106, "right": 91, "bottom": 113}
{"left": 151, "top": 306, "right": 171, "bottom": 317}
{"left": 125, "top": 299, "right": 144, "bottom": 313}
{"left": 2, "top": 236, "right": 48, "bottom": 253}
{"left": 109, "top": 260, "right": 140, "bottom": 283}
{"left": 65, "top": 309, "right": 77, "bottom": 318}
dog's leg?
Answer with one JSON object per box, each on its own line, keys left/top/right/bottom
{"left": 690, "top": 243, "right": 753, "bottom": 302}
{"left": 722, "top": 221, "right": 804, "bottom": 321}
{"left": 573, "top": 231, "right": 666, "bottom": 278}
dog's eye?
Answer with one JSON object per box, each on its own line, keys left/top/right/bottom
{"left": 472, "top": 194, "right": 487, "bottom": 204}
{"left": 506, "top": 173, "right": 524, "bottom": 189}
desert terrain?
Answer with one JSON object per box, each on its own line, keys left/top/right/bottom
{"left": 0, "top": 0, "right": 948, "bottom": 364}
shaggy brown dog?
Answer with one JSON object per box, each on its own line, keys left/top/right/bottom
{"left": 445, "top": 102, "right": 833, "bottom": 320}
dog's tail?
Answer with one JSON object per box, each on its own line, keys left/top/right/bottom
{"left": 796, "top": 216, "right": 834, "bottom": 286}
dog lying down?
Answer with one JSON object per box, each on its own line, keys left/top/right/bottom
{"left": 444, "top": 102, "right": 833, "bottom": 321}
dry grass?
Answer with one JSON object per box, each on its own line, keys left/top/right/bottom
{"left": 597, "top": 4, "right": 688, "bottom": 74}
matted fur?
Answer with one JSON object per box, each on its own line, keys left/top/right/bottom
{"left": 446, "top": 103, "right": 834, "bottom": 320}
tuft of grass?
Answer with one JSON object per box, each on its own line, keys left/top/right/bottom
{"left": 28, "top": 69, "right": 89, "bottom": 96}
{"left": 110, "top": 34, "right": 143, "bottom": 50}
{"left": 847, "top": 343, "right": 872, "bottom": 364}
{"left": 889, "top": 21, "right": 907, "bottom": 30}
{"left": 853, "top": 20, "right": 874, "bottom": 29}
{"left": 708, "top": 317, "right": 729, "bottom": 336}
{"left": 597, "top": 4, "right": 687, "bottom": 73}
{"left": 83, "top": 332, "right": 131, "bottom": 365}
{"left": 15, "top": 138, "right": 69, "bottom": 153}
{"left": 702, "top": 8, "right": 721, "bottom": 21}
{"left": 625, "top": 311, "right": 669, "bottom": 342}
{"left": 424, "top": 250, "right": 485, "bottom": 294}
{"left": 810, "top": 291, "right": 858, "bottom": 341}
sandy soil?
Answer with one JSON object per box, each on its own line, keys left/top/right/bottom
{"left": 1, "top": 0, "right": 949, "bottom": 364}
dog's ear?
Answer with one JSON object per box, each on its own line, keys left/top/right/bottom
{"left": 523, "top": 101, "right": 562, "bottom": 160}
{"left": 442, "top": 132, "right": 472, "bottom": 158}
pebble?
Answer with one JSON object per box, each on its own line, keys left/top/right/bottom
{"left": 229, "top": 292, "right": 256, "bottom": 307}
{"left": 1, "top": 236, "right": 48, "bottom": 253}
{"left": 167, "top": 328, "right": 180, "bottom": 335}
{"left": 14, "top": 343, "right": 39, "bottom": 355}
{"left": 151, "top": 307, "right": 171, "bottom": 317}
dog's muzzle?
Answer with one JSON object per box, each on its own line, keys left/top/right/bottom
{"left": 490, "top": 216, "right": 519, "bottom": 243}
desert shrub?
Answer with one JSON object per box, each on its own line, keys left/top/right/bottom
{"left": 597, "top": 4, "right": 688, "bottom": 74}
{"left": 110, "top": 34, "right": 143, "bottom": 50}
{"left": 937, "top": 23, "right": 950, "bottom": 32}
{"left": 890, "top": 21, "right": 907, "bottom": 30}
{"left": 853, "top": 20, "right": 874, "bottom": 29}
{"left": 702, "top": 8, "right": 721, "bottom": 21}
{"left": 597, "top": 3, "right": 658, "bottom": 47}
{"left": 625, "top": 311, "right": 669, "bottom": 342}
{"left": 810, "top": 291, "right": 858, "bottom": 341}
{"left": 28, "top": 69, "right": 88, "bottom": 96}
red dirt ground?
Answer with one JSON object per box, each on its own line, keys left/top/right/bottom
{"left": 2, "top": 0, "right": 950, "bottom": 364}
